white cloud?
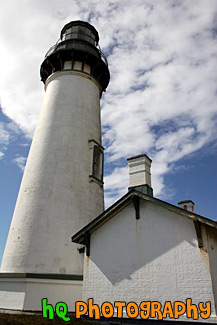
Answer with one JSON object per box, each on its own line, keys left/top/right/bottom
{"left": 0, "top": 0, "right": 216, "bottom": 206}
{"left": 0, "top": 112, "right": 30, "bottom": 161}
{"left": 0, "top": 122, "right": 10, "bottom": 159}
{"left": 0, "top": 123, "right": 10, "bottom": 145}
{"left": 13, "top": 156, "right": 27, "bottom": 172}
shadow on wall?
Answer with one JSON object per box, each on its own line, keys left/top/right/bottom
{"left": 89, "top": 199, "right": 204, "bottom": 288}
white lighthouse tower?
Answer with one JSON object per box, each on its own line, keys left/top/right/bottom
{"left": 0, "top": 21, "right": 109, "bottom": 311}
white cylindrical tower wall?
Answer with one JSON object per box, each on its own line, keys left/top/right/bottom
{"left": 1, "top": 70, "right": 105, "bottom": 275}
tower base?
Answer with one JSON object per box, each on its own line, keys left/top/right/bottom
{"left": 0, "top": 273, "right": 82, "bottom": 311}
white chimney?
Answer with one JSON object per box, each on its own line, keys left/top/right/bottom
{"left": 178, "top": 200, "right": 195, "bottom": 212}
{"left": 127, "top": 154, "right": 153, "bottom": 196}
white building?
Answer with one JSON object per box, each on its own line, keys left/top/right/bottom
{"left": 71, "top": 154, "right": 217, "bottom": 322}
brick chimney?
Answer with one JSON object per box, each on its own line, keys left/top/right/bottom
{"left": 127, "top": 154, "right": 153, "bottom": 196}
{"left": 178, "top": 200, "right": 195, "bottom": 212}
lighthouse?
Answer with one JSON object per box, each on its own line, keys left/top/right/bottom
{"left": 0, "top": 21, "right": 109, "bottom": 311}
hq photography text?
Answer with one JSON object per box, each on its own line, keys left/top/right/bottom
{"left": 41, "top": 298, "right": 211, "bottom": 322}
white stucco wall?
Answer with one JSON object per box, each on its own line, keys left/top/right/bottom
{"left": 0, "top": 277, "right": 82, "bottom": 311}
{"left": 205, "top": 225, "right": 217, "bottom": 313}
{"left": 82, "top": 200, "right": 216, "bottom": 318}
{"left": 1, "top": 71, "right": 104, "bottom": 275}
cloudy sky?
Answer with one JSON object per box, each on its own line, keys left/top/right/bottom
{"left": 0, "top": 0, "right": 217, "bottom": 262}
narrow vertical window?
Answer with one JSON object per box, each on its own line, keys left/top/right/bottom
{"left": 89, "top": 140, "right": 104, "bottom": 184}
{"left": 93, "top": 145, "right": 103, "bottom": 181}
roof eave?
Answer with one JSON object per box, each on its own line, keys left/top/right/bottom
{"left": 71, "top": 189, "right": 217, "bottom": 244}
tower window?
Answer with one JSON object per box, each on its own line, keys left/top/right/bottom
{"left": 63, "top": 61, "right": 72, "bottom": 70}
{"left": 89, "top": 140, "right": 104, "bottom": 184}
{"left": 93, "top": 146, "right": 103, "bottom": 181}
{"left": 73, "top": 61, "right": 82, "bottom": 71}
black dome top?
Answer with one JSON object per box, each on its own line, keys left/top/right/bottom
{"left": 60, "top": 21, "right": 99, "bottom": 44}
{"left": 40, "top": 20, "right": 110, "bottom": 91}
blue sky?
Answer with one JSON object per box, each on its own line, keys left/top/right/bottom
{"left": 0, "top": 0, "right": 217, "bottom": 264}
